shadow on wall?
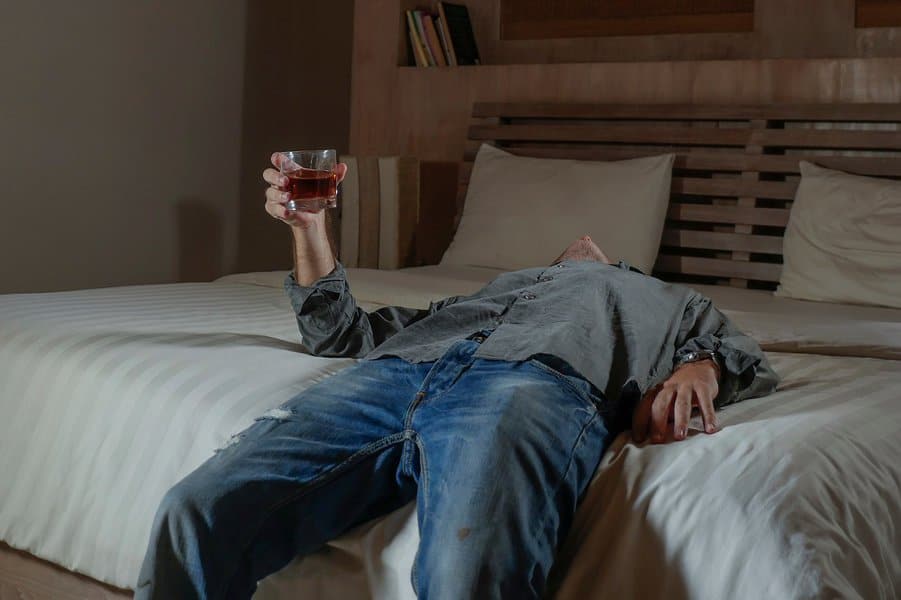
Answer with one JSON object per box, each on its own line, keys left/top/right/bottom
{"left": 234, "top": 0, "right": 354, "bottom": 275}
{"left": 177, "top": 198, "right": 223, "bottom": 282}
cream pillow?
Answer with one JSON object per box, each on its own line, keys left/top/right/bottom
{"left": 776, "top": 161, "right": 901, "bottom": 309}
{"left": 440, "top": 145, "right": 675, "bottom": 273}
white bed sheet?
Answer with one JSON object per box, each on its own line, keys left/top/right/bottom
{"left": 1, "top": 266, "right": 899, "bottom": 599}
{"left": 695, "top": 283, "right": 901, "bottom": 360}
{"left": 0, "top": 280, "right": 353, "bottom": 590}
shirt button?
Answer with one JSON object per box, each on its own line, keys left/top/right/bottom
{"left": 522, "top": 292, "right": 537, "bottom": 300}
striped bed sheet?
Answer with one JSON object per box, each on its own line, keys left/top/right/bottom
{"left": 1, "top": 267, "right": 899, "bottom": 599}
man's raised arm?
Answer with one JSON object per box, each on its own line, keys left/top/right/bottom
{"left": 263, "top": 153, "right": 457, "bottom": 358}
{"left": 283, "top": 263, "right": 459, "bottom": 358}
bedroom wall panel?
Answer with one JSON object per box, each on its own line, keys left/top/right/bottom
{"left": 234, "top": 0, "right": 355, "bottom": 275}
{"left": 351, "top": 0, "right": 901, "bottom": 163}
{"left": 0, "top": 1, "right": 247, "bottom": 294}
{"left": 499, "top": 0, "right": 756, "bottom": 39}
{"left": 414, "top": 0, "right": 901, "bottom": 66}
{"left": 352, "top": 56, "right": 901, "bottom": 162}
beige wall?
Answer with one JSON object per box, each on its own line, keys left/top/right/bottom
{"left": 0, "top": 2, "right": 246, "bottom": 293}
{"left": 235, "top": 0, "right": 355, "bottom": 274}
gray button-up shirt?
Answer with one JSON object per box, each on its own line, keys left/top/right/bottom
{"left": 284, "top": 259, "right": 778, "bottom": 425}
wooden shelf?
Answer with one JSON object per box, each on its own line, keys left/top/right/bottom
{"left": 397, "top": 65, "right": 484, "bottom": 70}
{"left": 393, "top": 0, "right": 901, "bottom": 67}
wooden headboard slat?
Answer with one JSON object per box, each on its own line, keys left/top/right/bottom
{"left": 660, "top": 230, "right": 783, "bottom": 254}
{"left": 469, "top": 124, "right": 753, "bottom": 146}
{"left": 752, "top": 128, "right": 901, "bottom": 150}
{"left": 472, "top": 102, "right": 901, "bottom": 122}
{"left": 459, "top": 168, "right": 798, "bottom": 199}
{"left": 656, "top": 255, "right": 783, "bottom": 281}
{"left": 461, "top": 147, "right": 901, "bottom": 177}
{"left": 672, "top": 177, "right": 798, "bottom": 200}
{"left": 666, "top": 204, "right": 791, "bottom": 227}
{"left": 458, "top": 103, "right": 901, "bottom": 288}
{"left": 470, "top": 124, "right": 901, "bottom": 151}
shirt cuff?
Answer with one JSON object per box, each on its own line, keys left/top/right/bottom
{"left": 283, "top": 261, "right": 347, "bottom": 313}
{"left": 676, "top": 334, "right": 761, "bottom": 407}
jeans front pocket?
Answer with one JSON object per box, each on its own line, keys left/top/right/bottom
{"left": 525, "top": 357, "right": 604, "bottom": 414}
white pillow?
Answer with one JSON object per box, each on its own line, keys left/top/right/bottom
{"left": 776, "top": 161, "right": 901, "bottom": 309}
{"left": 440, "top": 145, "right": 675, "bottom": 273}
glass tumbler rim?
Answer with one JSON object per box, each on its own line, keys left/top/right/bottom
{"left": 280, "top": 149, "right": 337, "bottom": 158}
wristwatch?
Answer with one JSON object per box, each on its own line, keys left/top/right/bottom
{"left": 675, "top": 350, "right": 721, "bottom": 377}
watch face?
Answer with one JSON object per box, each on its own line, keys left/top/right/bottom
{"left": 679, "top": 350, "right": 714, "bottom": 365}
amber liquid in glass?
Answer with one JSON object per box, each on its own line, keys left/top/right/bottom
{"left": 286, "top": 169, "right": 338, "bottom": 209}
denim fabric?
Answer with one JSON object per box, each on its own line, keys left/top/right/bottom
{"left": 135, "top": 334, "right": 610, "bottom": 599}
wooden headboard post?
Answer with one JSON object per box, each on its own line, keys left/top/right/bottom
{"left": 444, "top": 103, "right": 901, "bottom": 288}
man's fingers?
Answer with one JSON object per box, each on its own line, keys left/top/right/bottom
{"left": 673, "top": 386, "right": 692, "bottom": 441}
{"left": 270, "top": 152, "right": 302, "bottom": 171}
{"left": 336, "top": 163, "right": 348, "bottom": 184}
{"left": 265, "top": 197, "right": 289, "bottom": 221}
{"left": 697, "top": 389, "right": 719, "bottom": 434}
{"left": 650, "top": 387, "right": 676, "bottom": 443}
{"left": 265, "top": 187, "right": 294, "bottom": 220}
{"left": 265, "top": 186, "right": 291, "bottom": 206}
{"left": 263, "top": 168, "right": 287, "bottom": 188}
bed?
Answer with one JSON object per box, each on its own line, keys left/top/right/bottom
{"left": 2, "top": 103, "right": 900, "bottom": 599}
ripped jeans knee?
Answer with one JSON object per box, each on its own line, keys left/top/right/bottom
{"left": 258, "top": 406, "right": 294, "bottom": 421}
{"left": 215, "top": 404, "right": 296, "bottom": 454}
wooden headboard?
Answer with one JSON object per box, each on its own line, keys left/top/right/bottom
{"left": 452, "top": 103, "right": 901, "bottom": 289}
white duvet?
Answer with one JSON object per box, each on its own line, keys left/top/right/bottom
{"left": 0, "top": 266, "right": 899, "bottom": 599}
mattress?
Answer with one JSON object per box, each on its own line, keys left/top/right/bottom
{"left": 1, "top": 265, "right": 899, "bottom": 599}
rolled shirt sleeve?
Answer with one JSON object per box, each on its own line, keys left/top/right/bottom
{"left": 284, "top": 261, "right": 459, "bottom": 358}
{"left": 675, "top": 293, "right": 779, "bottom": 409}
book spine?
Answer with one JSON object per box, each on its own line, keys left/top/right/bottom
{"left": 434, "top": 16, "right": 453, "bottom": 66}
{"left": 437, "top": 3, "right": 458, "bottom": 66}
{"left": 422, "top": 14, "right": 447, "bottom": 67}
{"left": 413, "top": 10, "right": 436, "bottom": 66}
{"left": 405, "top": 10, "right": 429, "bottom": 67}
{"left": 442, "top": 2, "right": 480, "bottom": 65}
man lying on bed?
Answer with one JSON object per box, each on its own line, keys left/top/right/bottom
{"left": 135, "top": 155, "right": 779, "bottom": 600}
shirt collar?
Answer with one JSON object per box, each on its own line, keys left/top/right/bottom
{"left": 553, "top": 258, "right": 645, "bottom": 275}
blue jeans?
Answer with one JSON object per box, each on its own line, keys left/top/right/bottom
{"left": 135, "top": 335, "right": 610, "bottom": 599}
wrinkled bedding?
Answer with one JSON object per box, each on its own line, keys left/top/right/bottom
{"left": 0, "top": 266, "right": 898, "bottom": 598}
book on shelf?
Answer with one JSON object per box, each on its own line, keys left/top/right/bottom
{"left": 438, "top": 2, "right": 480, "bottom": 65}
{"left": 405, "top": 10, "right": 429, "bottom": 67}
{"left": 412, "top": 10, "right": 437, "bottom": 66}
{"left": 434, "top": 15, "right": 456, "bottom": 66}
{"left": 421, "top": 13, "right": 448, "bottom": 67}
{"left": 404, "top": 3, "right": 479, "bottom": 67}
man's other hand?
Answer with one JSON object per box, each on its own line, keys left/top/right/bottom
{"left": 632, "top": 360, "right": 720, "bottom": 444}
